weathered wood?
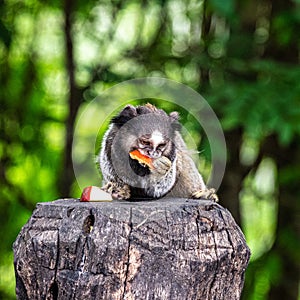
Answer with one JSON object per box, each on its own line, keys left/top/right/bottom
{"left": 13, "top": 198, "right": 250, "bottom": 300}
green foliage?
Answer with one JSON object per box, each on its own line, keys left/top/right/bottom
{"left": 208, "top": 0, "right": 235, "bottom": 18}
{"left": 0, "top": 2, "right": 66, "bottom": 298}
{"left": 209, "top": 59, "right": 300, "bottom": 145}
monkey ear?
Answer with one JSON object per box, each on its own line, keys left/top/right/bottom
{"left": 111, "top": 105, "right": 137, "bottom": 127}
{"left": 169, "top": 111, "right": 181, "bottom": 132}
{"left": 169, "top": 111, "right": 179, "bottom": 121}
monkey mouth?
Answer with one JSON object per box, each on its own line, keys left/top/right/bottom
{"left": 138, "top": 162, "right": 148, "bottom": 168}
{"left": 128, "top": 155, "right": 151, "bottom": 177}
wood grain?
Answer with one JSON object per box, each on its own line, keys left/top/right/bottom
{"left": 13, "top": 198, "right": 250, "bottom": 300}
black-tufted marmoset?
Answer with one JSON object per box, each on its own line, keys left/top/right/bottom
{"left": 97, "top": 103, "right": 218, "bottom": 201}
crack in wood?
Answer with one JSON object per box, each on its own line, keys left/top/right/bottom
{"left": 49, "top": 229, "right": 60, "bottom": 299}
{"left": 122, "top": 207, "right": 133, "bottom": 299}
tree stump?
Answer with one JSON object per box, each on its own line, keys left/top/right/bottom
{"left": 13, "top": 198, "right": 250, "bottom": 300}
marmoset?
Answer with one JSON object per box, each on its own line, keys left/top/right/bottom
{"left": 97, "top": 103, "right": 218, "bottom": 201}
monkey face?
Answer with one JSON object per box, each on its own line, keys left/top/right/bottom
{"left": 128, "top": 130, "right": 173, "bottom": 177}
{"left": 136, "top": 131, "right": 170, "bottom": 159}
{"left": 108, "top": 104, "right": 180, "bottom": 180}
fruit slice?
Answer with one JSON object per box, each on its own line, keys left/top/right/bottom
{"left": 129, "top": 149, "right": 153, "bottom": 169}
{"left": 80, "top": 186, "right": 113, "bottom": 202}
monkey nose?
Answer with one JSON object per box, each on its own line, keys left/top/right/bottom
{"left": 149, "top": 151, "right": 160, "bottom": 159}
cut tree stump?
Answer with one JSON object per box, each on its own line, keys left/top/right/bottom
{"left": 13, "top": 198, "right": 251, "bottom": 300}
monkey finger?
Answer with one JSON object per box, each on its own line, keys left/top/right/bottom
{"left": 191, "top": 188, "right": 219, "bottom": 202}
{"left": 152, "top": 156, "right": 172, "bottom": 169}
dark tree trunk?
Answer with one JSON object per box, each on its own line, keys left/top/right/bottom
{"left": 218, "top": 128, "right": 244, "bottom": 226}
{"left": 264, "top": 0, "right": 299, "bottom": 62}
{"left": 263, "top": 136, "right": 300, "bottom": 300}
{"left": 14, "top": 198, "right": 250, "bottom": 300}
{"left": 261, "top": 0, "right": 300, "bottom": 297}
{"left": 59, "top": 0, "right": 82, "bottom": 197}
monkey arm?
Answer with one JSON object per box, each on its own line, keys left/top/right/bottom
{"left": 151, "top": 156, "right": 172, "bottom": 176}
{"left": 165, "top": 151, "right": 218, "bottom": 202}
{"left": 142, "top": 156, "right": 177, "bottom": 198}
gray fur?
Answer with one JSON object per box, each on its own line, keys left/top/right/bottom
{"left": 97, "top": 104, "right": 217, "bottom": 201}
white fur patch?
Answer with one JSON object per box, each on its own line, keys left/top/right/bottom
{"left": 99, "top": 124, "right": 114, "bottom": 182}
{"left": 151, "top": 130, "right": 164, "bottom": 147}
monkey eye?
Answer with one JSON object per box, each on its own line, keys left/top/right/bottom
{"left": 157, "top": 143, "right": 166, "bottom": 150}
{"left": 139, "top": 139, "right": 151, "bottom": 146}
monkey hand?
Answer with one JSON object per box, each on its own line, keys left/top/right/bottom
{"left": 151, "top": 156, "right": 172, "bottom": 177}
{"left": 191, "top": 188, "right": 219, "bottom": 202}
{"left": 101, "top": 182, "right": 131, "bottom": 200}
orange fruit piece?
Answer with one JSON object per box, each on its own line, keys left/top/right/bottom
{"left": 129, "top": 149, "right": 153, "bottom": 169}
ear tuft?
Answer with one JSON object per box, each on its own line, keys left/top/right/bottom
{"left": 169, "top": 111, "right": 181, "bottom": 132}
{"left": 169, "top": 111, "right": 180, "bottom": 121}
{"left": 111, "top": 105, "right": 137, "bottom": 127}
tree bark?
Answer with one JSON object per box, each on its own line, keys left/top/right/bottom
{"left": 14, "top": 198, "right": 250, "bottom": 300}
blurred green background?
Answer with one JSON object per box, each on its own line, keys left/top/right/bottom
{"left": 1, "top": 0, "right": 299, "bottom": 299}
